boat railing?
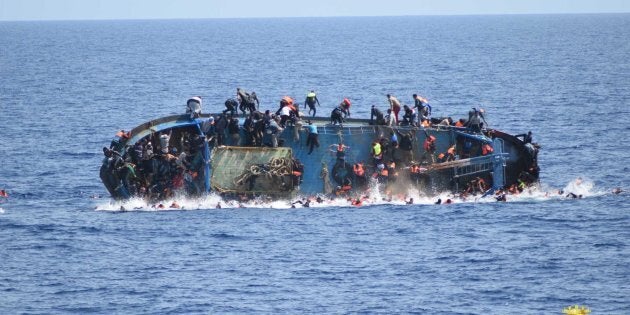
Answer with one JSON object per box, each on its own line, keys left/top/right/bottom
{"left": 429, "top": 153, "right": 509, "bottom": 179}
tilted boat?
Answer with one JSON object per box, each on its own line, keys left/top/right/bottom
{"left": 100, "top": 108, "right": 540, "bottom": 201}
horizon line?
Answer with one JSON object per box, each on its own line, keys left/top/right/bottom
{"left": 1, "top": 11, "right": 629, "bottom": 23}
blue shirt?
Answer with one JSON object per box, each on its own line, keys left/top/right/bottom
{"left": 307, "top": 125, "right": 318, "bottom": 134}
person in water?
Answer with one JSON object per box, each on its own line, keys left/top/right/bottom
{"left": 304, "top": 90, "right": 320, "bottom": 117}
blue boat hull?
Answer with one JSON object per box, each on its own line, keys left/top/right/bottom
{"left": 102, "top": 114, "right": 539, "bottom": 200}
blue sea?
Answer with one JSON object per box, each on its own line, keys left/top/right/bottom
{"left": 1, "top": 14, "right": 629, "bottom": 314}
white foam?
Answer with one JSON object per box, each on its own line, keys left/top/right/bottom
{"left": 93, "top": 177, "right": 607, "bottom": 211}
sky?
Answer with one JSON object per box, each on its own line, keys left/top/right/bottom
{"left": 0, "top": 0, "right": 628, "bottom": 21}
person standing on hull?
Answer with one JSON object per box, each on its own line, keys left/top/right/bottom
{"left": 223, "top": 98, "right": 238, "bottom": 117}
{"left": 402, "top": 105, "right": 417, "bottom": 126}
{"left": 277, "top": 96, "right": 296, "bottom": 128}
{"left": 466, "top": 107, "right": 487, "bottom": 133}
{"left": 370, "top": 105, "right": 386, "bottom": 125}
{"left": 248, "top": 92, "right": 260, "bottom": 113}
{"left": 236, "top": 88, "right": 260, "bottom": 116}
{"left": 387, "top": 94, "right": 401, "bottom": 123}
{"left": 186, "top": 96, "right": 202, "bottom": 119}
{"left": 413, "top": 94, "right": 432, "bottom": 123}
{"left": 330, "top": 98, "right": 351, "bottom": 126}
{"left": 304, "top": 90, "right": 320, "bottom": 117}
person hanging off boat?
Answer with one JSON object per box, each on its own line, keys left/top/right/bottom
{"left": 305, "top": 121, "right": 319, "bottom": 155}
{"left": 386, "top": 94, "right": 401, "bottom": 123}
{"left": 110, "top": 130, "right": 131, "bottom": 152}
{"left": 422, "top": 135, "right": 437, "bottom": 164}
{"left": 373, "top": 163, "right": 389, "bottom": 184}
{"left": 185, "top": 96, "right": 202, "bottom": 119}
{"left": 304, "top": 90, "right": 320, "bottom": 117}
{"left": 371, "top": 140, "right": 383, "bottom": 165}
{"left": 330, "top": 143, "right": 350, "bottom": 161}
{"left": 353, "top": 162, "right": 368, "bottom": 188}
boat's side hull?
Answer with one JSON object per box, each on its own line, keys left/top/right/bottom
{"left": 104, "top": 114, "right": 538, "bottom": 199}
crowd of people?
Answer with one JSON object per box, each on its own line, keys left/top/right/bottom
{"left": 102, "top": 127, "right": 209, "bottom": 201}
{"left": 102, "top": 88, "right": 533, "bottom": 202}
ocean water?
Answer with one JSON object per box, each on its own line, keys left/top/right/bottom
{"left": 1, "top": 14, "right": 629, "bottom": 314}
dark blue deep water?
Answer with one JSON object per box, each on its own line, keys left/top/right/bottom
{"left": 1, "top": 14, "right": 629, "bottom": 314}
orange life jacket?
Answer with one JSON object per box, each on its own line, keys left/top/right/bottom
{"left": 482, "top": 144, "right": 494, "bottom": 155}
{"left": 282, "top": 96, "right": 294, "bottom": 106}
{"left": 423, "top": 136, "right": 436, "bottom": 151}
{"left": 447, "top": 146, "right": 456, "bottom": 155}
{"left": 455, "top": 121, "right": 464, "bottom": 127}
{"left": 343, "top": 98, "right": 351, "bottom": 107}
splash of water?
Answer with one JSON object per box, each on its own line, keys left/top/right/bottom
{"left": 93, "top": 177, "right": 607, "bottom": 211}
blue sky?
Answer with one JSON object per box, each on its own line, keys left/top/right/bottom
{"left": 1, "top": 0, "right": 628, "bottom": 21}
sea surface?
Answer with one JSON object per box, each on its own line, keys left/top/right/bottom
{"left": 1, "top": 14, "right": 629, "bottom": 314}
